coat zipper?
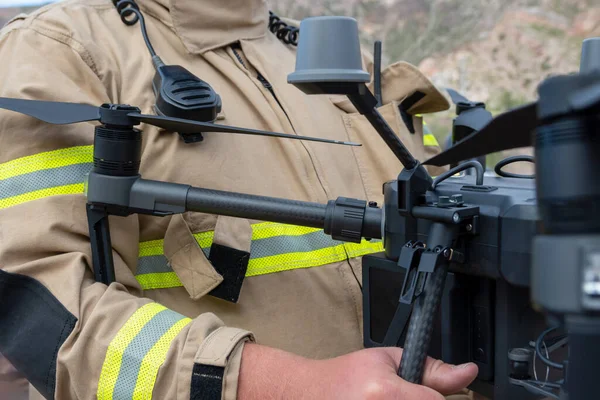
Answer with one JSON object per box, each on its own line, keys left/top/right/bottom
{"left": 232, "top": 46, "right": 363, "bottom": 295}
{"left": 230, "top": 46, "right": 329, "bottom": 201}
{"left": 231, "top": 47, "right": 294, "bottom": 128}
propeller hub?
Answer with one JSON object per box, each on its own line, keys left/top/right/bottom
{"left": 99, "top": 103, "right": 142, "bottom": 126}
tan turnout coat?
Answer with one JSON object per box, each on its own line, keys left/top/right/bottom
{"left": 0, "top": 0, "right": 459, "bottom": 398}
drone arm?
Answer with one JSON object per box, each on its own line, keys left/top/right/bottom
{"left": 129, "top": 179, "right": 384, "bottom": 242}
{"left": 186, "top": 187, "right": 327, "bottom": 229}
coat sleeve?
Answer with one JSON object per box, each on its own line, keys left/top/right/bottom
{"left": 0, "top": 19, "right": 253, "bottom": 400}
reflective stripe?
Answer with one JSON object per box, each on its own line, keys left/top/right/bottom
{"left": 135, "top": 222, "right": 383, "bottom": 289}
{"left": 0, "top": 183, "right": 85, "bottom": 209}
{"left": 97, "top": 303, "right": 191, "bottom": 400}
{"left": 0, "top": 145, "right": 93, "bottom": 209}
{"left": 413, "top": 115, "right": 439, "bottom": 147}
{"left": 132, "top": 318, "right": 190, "bottom": 400}
{"left": 136, "top": 272, "right": 183, "bottom": 290}
{"left": 423, "top": 133, "right": 439, "bottom": 147}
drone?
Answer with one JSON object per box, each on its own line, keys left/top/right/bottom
{"left": 1, "top": 14, "right": 599, "bottom": 400}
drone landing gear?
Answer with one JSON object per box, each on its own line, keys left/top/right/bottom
{"left": 87, "top": 204, "right": 115, "bottom": 285}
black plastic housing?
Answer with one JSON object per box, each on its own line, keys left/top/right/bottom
{"left": 152, "top": 64, "right": 222, "bottom": 125}
{"left": 92, "top": 126, "right": 142, "bottom": 177}
{"left": 365, "top": 173, "right": 544, "bottom": 399}
{"left": 534, "top": 73, "right": 600, "bottom": 234}
{"left": 382, "top": 174, "right": 538, "bottom": 285}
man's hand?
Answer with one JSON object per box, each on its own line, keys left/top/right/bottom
{"left": 238, "top": 343, "right": 478, "bottom": 399}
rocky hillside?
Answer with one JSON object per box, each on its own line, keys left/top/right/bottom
{"left": 270, "top": 0, "right": 600, "bottom": 171}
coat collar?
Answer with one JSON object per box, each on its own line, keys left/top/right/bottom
{"left": 139, "top": 0, "right": 269, "bottom": 54}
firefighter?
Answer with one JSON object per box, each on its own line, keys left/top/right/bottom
{"left": 0, "top": 0, "right": 477, "bottom": 398}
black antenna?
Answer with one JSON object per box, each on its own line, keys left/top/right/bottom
{"left": 374, "top": 41, "right": 383, "bottom": 107}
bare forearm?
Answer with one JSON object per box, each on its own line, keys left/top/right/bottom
{"left": 237, "top": 343, "right": 316, "bottom": 399}
{"left": 237, "top": 343, "right": 478, "bottom": 400}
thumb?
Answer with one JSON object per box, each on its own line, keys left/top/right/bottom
{"left": 421, "top": 358, "right": 479, "bottom": 395}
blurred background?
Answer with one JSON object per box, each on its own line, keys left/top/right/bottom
{"left": 1, "top": 0, "right": 599, "bottom": 171}
{"left": 268, "top": 0, "right": 600, "bottom": 171}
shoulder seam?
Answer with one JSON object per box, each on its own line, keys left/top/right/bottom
{"left": 9, "top": 25, "right": 100, "bottom": 78}
{"left": 24, "top": 0, "right": 114, "bottom": 24}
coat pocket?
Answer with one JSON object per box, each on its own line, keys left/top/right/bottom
{"left": 162, "top": 213, "right": 252, "bottom": 302}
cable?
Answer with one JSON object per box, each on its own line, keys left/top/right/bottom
{"left": 268, "top": 11, "right": 299, "bottom": 46}
{"left": 114, "top": 4, "right": 298, "bottom": 55}
{"left": 113, "top": 0, "right": 157, "bottom": 58}
{"left": 432, "top": 160, "right": 484, "bottom": 190}
{"left": 533, "top": 339, "right": 551, "bottom": 386}
{"left": 535, "top": 327, "right": 565, "bottom": 370}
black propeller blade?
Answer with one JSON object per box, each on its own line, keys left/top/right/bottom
{"left": 0, "top": 97, "right": 101, "bottom": 124}
{"left": 446, "top": 88, "right": 469, "bottom": 104}
{"left": 453, "top": 104, "right": 493, "bottom": 133}
{"left": 424, "top": 102, "right": 538, "bottom": 167}
{"left": 0, "top": 97, "right": 360, "bottom": 147}
{"left": 129, "top": 113, "right": 360, "bottom": 146}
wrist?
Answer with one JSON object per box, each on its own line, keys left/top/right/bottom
{"left": 237, "top": 343, "right": 318, "bottom": 400}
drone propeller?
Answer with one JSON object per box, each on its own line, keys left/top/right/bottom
{"left": 445, "top": 88, "right": 469, "bottom": 104}
{"left": 0, "top": 97, "right": 360, "bottom": 147}
{"left": 424, "top": 102, "right": 538, "bottom": 167}
{"left": 0, "top": 98, "right": 101, "bottom": 124}
{"left": 129, "top": 113, "right": 359, "bottom": 146}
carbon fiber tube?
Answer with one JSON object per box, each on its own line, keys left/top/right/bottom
{"left": 186, "top": 187, "right": 328, "bottom": 228}
{"left": 362, "top": 108, "right": 418, "bottom": 170}
{"left": 398, "top": 222, "right": 458, "bottom": 383}
{"left": 398, "top": 260, "right": 449, "bottom": 383}
{"left": 348, "top": 92, "right": 418, "bottom": 170}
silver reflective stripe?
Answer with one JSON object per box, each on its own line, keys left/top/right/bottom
{"left": 112, "top": 309, "right": 183, "bottom": 399}
{"left": 0, "top": 163, "right": 92, "bottom": 199}
{"left": 136, "top": 231, "right": 380, "bottom": 276}
{"left": 136, "top": 256, "right": 172, "bottom": 275}
{"left": 136, "top": 249, "right": 210, "bottom": 275}
{"left": 249, "top": 230, "right": 341, "bottom": 259}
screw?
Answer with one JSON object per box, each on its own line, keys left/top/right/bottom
{"left": 435, "top": 247, "right": 441, "bottom": 253}
{"left": 443, "top": 249, "right": 451, "bottom": 258}
{"left": 452, "top": 213, "right": 461, "bottom": 223}
{"left": 466, "top": 224, "right": 473, "bottom": 232}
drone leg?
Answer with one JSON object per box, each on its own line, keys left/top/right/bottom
{"left": 397, "top": 222, "right": 459, "bottom": 383}
{"left": 86, "top": 203, "right": 116, "bottom": 285}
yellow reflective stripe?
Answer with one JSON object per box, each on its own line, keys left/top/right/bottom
{"left": 344, "top": 240, "right": 384, "bottom": 258}
{"left": 246, "top": 243, "right": 347, "bottom": 276}
{"left": 138, "top": 239, "right": 166, "bottom": 258}
{"left": 424, "top": 133, "right": 439, "bottom": 147}
{"left": 0, "top": 145, "right": 93, "bottom": 180}
{"left": 139, "top": 224, "right": 325, "bottom": 260}
{"left": 193, "top": 231, "right": 215, "bottom": 249}
{"left": 250, "top": 222, "right": 322, "bottom": 240}
{"left": 135, "top": 225, "right": 383, "bottom": 289}
{"left": 135, "top": 272, "right": 182, "bottom": 290}
{"left": 97, "top": 303, "right": 166, "bottom": 400}
{"left": 245, "top": 238, "right": 381, "bottom": 277}
{"left": 132, "top": 317, "right": 191, "bottom": 400}
{"left": 0, "top": 183, "right": 85, "bottom": 210}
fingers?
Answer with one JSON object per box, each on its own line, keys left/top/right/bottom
{"left": 379, "top": 346, "right": 404, "bottom": 366}
{"left": 377, "top": 347, "right": 478, "bottom": 396}
{"left": 421, "top": 358, "right": 479, "bottom": 395}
